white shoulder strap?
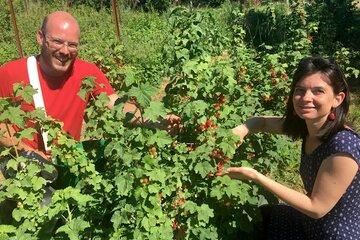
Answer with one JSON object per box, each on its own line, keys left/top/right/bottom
{"left": 27, "top": 56, "right": 51, "bottom": 151}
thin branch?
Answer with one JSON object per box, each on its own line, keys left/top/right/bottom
{"left": 5, "top": 122, "right": 19, "bottom": 158}
{"left": 8, "top": 0, "right": 23, "bottom": 58}
{"left": 111, "top": 0, "right": 121, "bottom": 41}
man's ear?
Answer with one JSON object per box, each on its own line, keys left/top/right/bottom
{"left": 333, "top": 92, "right": 346, "bottom": 108}
{"left": 36, "top": 30, "right": 44, "bottom": 45}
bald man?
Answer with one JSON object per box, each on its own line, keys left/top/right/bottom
{"left": 0, "top": 11, "right": 125, "bottom": 163}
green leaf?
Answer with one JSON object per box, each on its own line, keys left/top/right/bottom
{"left": 43, "top": 164, "right": 56, "bottom": 175}
{"left": 0, "top": 148, "right": 11, "bottom": 157}
{"left": 78, "top": 76, "right": 96, "bottom": 100}
{"left": 241, "top": 160, "right": 252, "bottom": 167}
{"left": 0, "top": 107, "right": 25, "bottom": 127}
{"left": 12, "top": 208, "right": 23, "bottom": 222}
{"left": 115, "top": 174, "right": 134, "bottom": 196}
{"left": 182, "top": 59, "right": 198, "bottom": 76}
{"left": 124, "top": 67, "right": 138, "bottom": 86}
{"left": 219, "top": 141, "right": 236, "bottom": 157}
{"left": 77, "top": 88, "right": 88, "bottom": 101}
{"left": 141, "top": 217, "right": 150, "bottom": 231}
{"left": 175, "top": 48, "right": 189, "bottom": 60}
{"left": 143, "top": 101, "right": 167, "bottom": 122}
{"left": 0, "top": 225, "right": 16, "bottom": 233}
{"left": 147, "top": 130, "right": 172, "bottom": 148}
{"left": 148, "top": 183, "right": 160, "bottom": 194}
{"left": 52, "top": 187, "right": 94, "bottom": 207}
{"left": 13, "top": 83, "right": 36, "bottom": 104}
{"left": 31, "top": 176, "right": 46, "bottom": 191}
{"left": 56, "top": 218, "right": 90, "bottom": 240}
{"left": 198, "top": 204, "right": 214, "bottom": 224}
{"left": 15, "top": 128, "right": 37, "bottom": 140}
{"left": 143, "top": 155, "right": 156, "bottom": 167}
{"left": 183, "top": 201, "right": 197, "bottom": 214}
{"left": 26, "top": 163, "right": 41, "bottom": 176}
{"left": 110, "top": 211, "right": 122, "bottom": 229}
{"left": 198, "top": 226, "right": 218, "bottom": 239}
{"left": 6, "top": 159, "right": 19, "bottom": 171}
{"left": 128, "top": 84, "right": 158, "bottom": 108}
{"left": 209, "top": 185, "right": 223, "bottom": 200}
{"left": 6, "top": 184, "right": 28, "bottom": 200}
{"left": 148, "top": 169, "right": 166, "bottom": 184}
{"left": 194, "top": 161, "right": 213, "bottom": 178}
{"left": 183, "top": 100, "right": 208, "bottom": 117}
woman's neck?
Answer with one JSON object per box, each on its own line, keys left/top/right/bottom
{"left": 305, "top": 117, "right": 327, "bottom": 138}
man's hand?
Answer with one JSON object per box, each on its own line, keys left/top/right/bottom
{"left": 0, "top": 172, "right": 5, "bottom": 183}
{"left": 1, "top": 123, "right": 51, "bottom": 161}
{"left": 109, "top": 94, "right": 183, "bottom": 134}
{"left": 164, "top": 114, "right": 182, "bottom": 135}
{"left": 19, "top": 142, "right": 51, "bottom": 162}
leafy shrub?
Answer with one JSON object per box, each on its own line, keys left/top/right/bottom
{"left": 142, "top": 0, "right": 173, "bottom": 13}
{"left": 68, "top": 0, "right": 111, "bottom": 10}
{"left": 180, "top": 0, "right": 228, "bottom": 7}
{"left": 0, "top": 1, "right": 358, "bottom": 239}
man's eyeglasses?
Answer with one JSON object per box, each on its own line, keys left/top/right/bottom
{"left": 42, "top": 33, "right": 79, "bottom": 52}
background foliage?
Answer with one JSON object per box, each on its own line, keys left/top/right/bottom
{"left": 0, "top": 0, "right": 359, "bottom": 239}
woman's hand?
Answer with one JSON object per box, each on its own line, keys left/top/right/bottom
{"left": 231, "top": 124, "right": 249, "bottom": 147}
{"left": 231, "top": 124, "right": 249, "bottom": 144}
{"left": 223, "top": 167, "right": 259, "bottom": 182}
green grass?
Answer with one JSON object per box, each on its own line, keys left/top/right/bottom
{"left": 349, "top": 83, "right": 360, "bottom": 131}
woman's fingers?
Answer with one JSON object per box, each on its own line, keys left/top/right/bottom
{"left": 222, "top": 167, "right": 258, "bottom": 181}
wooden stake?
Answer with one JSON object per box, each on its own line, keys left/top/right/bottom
{"left": 8, "top": 0, "right": 23, "bottom": 58}
{"left": 111, "top": 0, "right": 121, "bottom": 41}
{"left": 24, "top": 0, "right": 29, "bottom": 15}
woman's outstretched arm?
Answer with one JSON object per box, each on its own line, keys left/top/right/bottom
{"left": 231, "top": 116, "right": 284, "bottom": 140}
{"left": 224, "top": 153, "right": 358, "bottom": 219}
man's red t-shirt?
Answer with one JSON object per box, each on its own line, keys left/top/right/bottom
{"left": 0, "top": 56, "right": 115, "bottom": 151}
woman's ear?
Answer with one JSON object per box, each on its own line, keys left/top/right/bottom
{"left": 333, "top": 92, "right": 346, "bottom": 108}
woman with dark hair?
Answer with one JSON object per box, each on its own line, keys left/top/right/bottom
{"left": 228, "top": 56, "right": 360, "bottom": 239}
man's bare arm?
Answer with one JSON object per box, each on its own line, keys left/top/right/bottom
{"left": 0, "top": 122, "right": 50, "bottom": 160}
{"left": 0, "top": 122, "right": 17, "bottom": 149}
{"left": 108, "top": 93, "right": 144, "bottom": 124}
{"left": 107, "top": 93, "right": 181, "bottom": 132}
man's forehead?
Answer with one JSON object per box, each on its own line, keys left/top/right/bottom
{"left": 46, "top": 18, "right": 78, "bottom": 30}
{"left": 44, "top": 17, "right": 80, "bottom": 41}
